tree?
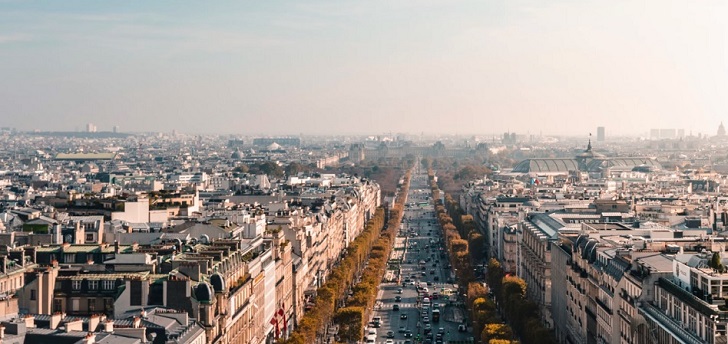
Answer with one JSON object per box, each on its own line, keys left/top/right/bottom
{"left": 488, "top": 340, "right": 518, "bottom": 344}
{"left": 285, "top": 162, "right": 307, "bottom": 176}
{"left": 487, "top": 258, "right": 504, "bottom": 296}
{"left": 711, "top": 252, "right": 724, "bottom": 272}
{"left": 481, "top": 323, "right": 513, "bottom": 343}
{"left": 469, "top": 231, "right": 485, "bottom": 262}
{"left": 334, "top": 307, "right": 364, "bottom": 342}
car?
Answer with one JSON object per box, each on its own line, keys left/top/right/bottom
{"left": 395, "top": 296, "right": 402, "bottom": 302}
{"left": 424, "top": 324, "right": 432, "bottom": 330}
{"left": 400, "top": 313, "right": 408, "bottom": 320}
{"left": 404, "top": 330, "right": 413, "bottom": 338}
{"left": 438, "top": 328, "right": 445, "bottom": 335}
{"left": 432, "top": 263, "right": 437, "bottom": 267}
{"left": 423, "top": 316, "right": 430, "bottom": 323}
{"left": 430, "top": 270, "right": 435, "bottom": 274}
{"left": 399, "top": 326, "right": 407, "bottom": 333}
{"left": 385, "top": 340, "right": 394, "bottom": 344}
{"left": 434, "top": 276, "right": 439, "bottom": 281}
{"left": 371, "top": 321, "right": 381, "bottom": 328}
{"left": 458, "top": 324, "right": 467, "bottom": 332}
{"left": 387, "top": 331, "right": 395, "bottom": 338}
{"left": 422, "top": 271, "right": 427, "bottom": 276}
{"left": 421, "top": 266, "right": 427, "bottom": 271}
{"left": 427, "top": 282, "right": 433, "bottom": 286}
{"left": 397, "top": 288, "right": 403, "bottom": 294}
{"left": 393, "top": 304, "right": 400, "bottom": 311}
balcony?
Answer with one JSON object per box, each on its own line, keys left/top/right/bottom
{"left": 639, "top": 303, "right": 705, "bottom": 344}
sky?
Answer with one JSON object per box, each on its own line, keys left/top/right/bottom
{"left": 1, "top": 0, "right": 728, "bottom": 136}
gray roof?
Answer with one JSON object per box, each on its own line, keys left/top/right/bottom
{"left": 585, "top": 158, "right": 662, "bottom": 171}
{"left": 512, "top": 159, "right": 580, "bottom": 173}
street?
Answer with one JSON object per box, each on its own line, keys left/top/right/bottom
{"left": 367, "top": 170, "right": 473, "bottom": 344}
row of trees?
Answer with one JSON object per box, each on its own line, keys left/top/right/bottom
{"left": 430, "top": 172, "right": 536, "bottom": 344}
{"left": 431, "top": 171, "right": 499, "bottom": 342}
{"left": 334, "top": 169, "right": 412, "bottom": 342}
{"left": 281, "top": 169, "right": 412, "bottom": 344}
{"left": 487, "top": 259, "right": 556, "bottom": 344}
{"left": 281, "top": 206, "right": 385, "bottom": 344}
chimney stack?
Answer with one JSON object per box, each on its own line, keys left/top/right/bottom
{"left": 23, "top": 315, "right": 34, "bottom": 328}
{"left": 132, "top": 317, "right": 141, "bottom": 329}
{"left": 50, "top": 312, "right": 63, "bottom": 330}
{"left": 65, "top": 318, "right": 83, "bottom": 332}
{"left": 0, "top": 325, "right": 5, "bottom": 339}
{"left": 88, "top": 315, "right": 100, "bottom": 332}
{"left": 103, "top": 320, "right": 114, "bottom": 333}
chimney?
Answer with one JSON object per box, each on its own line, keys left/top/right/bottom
{"left": 103, "top": 320, "right": 114, "bottom": 333}
{"left": 0, "top": 325, "right": 4, "bottom": 339}
{"left": 50, "top": 312, "right": 64, "bottom": 330}
{"left": 65, "top": 318, "right": 83, "bottom": 332}
{"left": 88, "top": 315, "right": 100, "bottom": 332}
{"left": 84, "top": 332, "right": 96, "bottom": 344}
{"left": 51, "top": 259, "right": 59, "bottom": 268}
{"left": 23, "top": 315, "right": 34, "bottom": 328}
{"left": 132, "top": 317, "right": 141, "bottom": 329}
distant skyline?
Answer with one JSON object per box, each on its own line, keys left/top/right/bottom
{"left": 2, "top": 1, "right": 728, "bottom": 136}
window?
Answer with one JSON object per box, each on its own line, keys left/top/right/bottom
{"left": 86, "top": 234, "right": 94, "bottom": 242}
{"left": 102, "top": 280, "right": 115, "bottom": 290}
{"left": 72, "top": 280, "right": 82, "bottom": 290}
{"left": 30, "top": 289, "right": 36, "bottom": 301}
{"left": 72, "top": 299, "right": 79, "bottom": 311}
{"left": 88, "top": 299, "right": 96, "bottom": 312}
{"left": 53, "top": 299, "right": 63, "bottom": 312}
{"left": 88, "top": 280, "right": 98, "bottom": 290}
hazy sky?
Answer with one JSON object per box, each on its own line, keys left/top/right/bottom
{"left": 1, "top": 1, "right": 728, "bottom": 136}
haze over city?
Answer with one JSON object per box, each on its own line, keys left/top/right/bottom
{"left": 2, "top": 1, "right": 728, "bottom": 135}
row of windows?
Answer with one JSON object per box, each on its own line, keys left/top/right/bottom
{"left": 71, "top": 280, "right": 115, "bottom": 290}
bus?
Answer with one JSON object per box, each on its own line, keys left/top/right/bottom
{"left": 432, "top": 309, "right": 440, "bottom": 322}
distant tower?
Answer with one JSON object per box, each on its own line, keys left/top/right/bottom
{"left": 112, "top": 125, "right": 119, "bottom": 133}
{"left": 718, "top": 122, "right": 726, "bottom": 137}
{"left": 596, "top": 127, "right": 605, "bottom": 142}
{"left": 86, "top": 123, "right": 97, "bottom": 133}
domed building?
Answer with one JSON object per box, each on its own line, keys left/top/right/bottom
{"left": 510, "top": 139, "right": 661, "bottom": 177}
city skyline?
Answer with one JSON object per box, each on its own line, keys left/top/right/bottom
{"left": 2, "top": 1, "right": 728, "bottom": 135}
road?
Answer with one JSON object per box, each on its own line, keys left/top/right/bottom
{"left": 367, "top": 170, "right": 473, "bottom": 344}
